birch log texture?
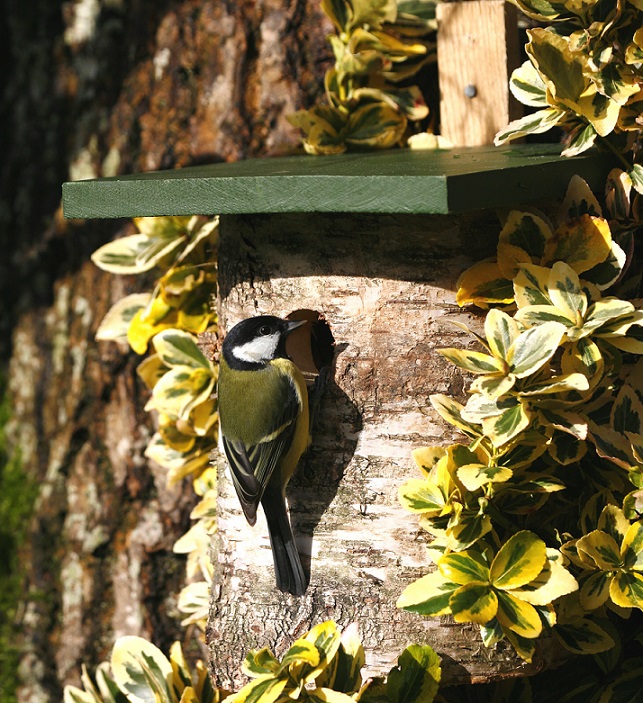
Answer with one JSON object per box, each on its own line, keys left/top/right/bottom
{"left": 208, "top": 212, "right": 560, "bottom": 688}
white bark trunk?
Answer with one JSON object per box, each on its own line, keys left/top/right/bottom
{"left": 207, "top": 212, "right": 560, "bottom": 688}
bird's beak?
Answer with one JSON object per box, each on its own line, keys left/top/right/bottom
{"left": 285, "top": 319, "right": 307, "bottom": 334}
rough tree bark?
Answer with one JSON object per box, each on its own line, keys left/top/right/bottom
{"left": 1, "top": 2, "right": 330, "bottom": 701}
{"left": 209, "top": 212, "right": 562, "bottom": 688}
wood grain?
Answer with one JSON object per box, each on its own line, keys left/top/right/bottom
{"left": 437, "top": 1, "right": 521, "bottom": 146}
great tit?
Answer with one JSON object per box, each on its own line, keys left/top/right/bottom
{"left": 218, "top": 315, "right": 310, "bottom": 596}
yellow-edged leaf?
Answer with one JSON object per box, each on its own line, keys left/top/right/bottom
{"left": 554, "top": 618, "right": 616, "bottom": 655}
{"left": 449, "top": 582, "right": 498, "bottom": 624}
{"left": 437, "top": 550, "right": 490, "bottom": 585}
{"left": 580, "top": 571, "right": 612, "bottom": 610}
{"left": 485, "top": 308, "right": 521, "bottom": 359}
{"left": 509, "top": 549, "right": 578, "bottom": 605}
{"left": 576, "top": 530, "right": 623, "bottom": 570}
{"left": 456, "top": 260, "right": 515, "bottom": 306}
{"left": 411, "top": 446, "right": 447, "bottom": 476}
{"left": 490, "top": 531, "right": 547, "bottom": 590}
{"left": 398, "top": 479, "right": 447, "bottom": 515}
{"left": 507, "top": 321, "right": 566, "bottom": 377}
{"left": 396, "top": 570, "right": 457, "bottom": 615}
{"left": 456, "top": 463, "right": 513, "bottom": 491}
{"left": 621, "top": 521, "right": 643, "bottom": 570}
{"left": 226, "top": 676, "right": 287, "bottom": 703}
{"left": 609, "top": 571, "right": 643, "bottom": 609}
{"left": 499, "top": 210, "right": 552, "bottom": 259}
{"left": 543, "top": 216, "right": 613, "bottom": 275}
{"left": 495, "top": 591, "right": 542, "bottom": 638}
{"left": 385, "top": 644, "right": 441, "bottom": 703}
{"left": 437, "top": 348, "right": 505, "bottom": 375}
{"left": 513, "top": 263, "right": 551, "bottom": 308}
{"left": 547, "top": 261, "right": 586, "bottom": 325}
{"left": 111, "top": 636, "right": 174, "bottom": 703}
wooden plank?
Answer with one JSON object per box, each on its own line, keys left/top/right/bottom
{"left": 437, "top": 0, "right": 521, "bottom": 146}
{"left": 61, "top": 145, "right": 616, "bottom": 219}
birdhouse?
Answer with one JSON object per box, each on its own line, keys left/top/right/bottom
{"left": 63, "top": 145, "right": 614, "bottom": 688}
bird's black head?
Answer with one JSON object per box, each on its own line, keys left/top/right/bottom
{"left": 222, "top": 316, "right": 305, "bottom": 370}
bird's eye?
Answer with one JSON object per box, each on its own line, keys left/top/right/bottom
{"left": 259, "top": 325, "right": 272, "bottom": 335}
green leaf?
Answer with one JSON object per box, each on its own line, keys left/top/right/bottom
{"left": 554, "top": 618, "right": 616, "bottom": 655}
{"left": 449, "top": 582, "right": 498, "bottom": 625}
{"left": 385, "top": 644, "right": 441, "bottom": 703}
{"left": 437, "top": 550, "right": 490, "bottom": 585}
{"left": 345, "top": 103, "right": 406, "bottom": 148}
{"left": 490, "top": 531, "right": 547, "bottom": 590}
{"left": 598, "top": 665, "right": 643, "bottom": 702}
{"left": 396, "top": 570, "right": 458, "bottom": 616}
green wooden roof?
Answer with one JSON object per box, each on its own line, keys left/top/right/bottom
{"left": 62, "top": 145, "right": 615, "bottom": 219}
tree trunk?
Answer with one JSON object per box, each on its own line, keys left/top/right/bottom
{"left": 209, "top": 212, "right": 562, "bottom": 688}
{"left": 2, "top": 2, "right": 330, "bottom": 700}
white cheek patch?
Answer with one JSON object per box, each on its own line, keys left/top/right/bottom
{"left": 232, "top": 333, "right": 280, "bottom": 363}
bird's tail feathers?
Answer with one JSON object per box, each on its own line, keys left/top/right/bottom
{"left": 262, "top": 488, "right": 307, "bottom": 596}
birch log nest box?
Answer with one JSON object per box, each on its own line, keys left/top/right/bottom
{"left": 63, "top": 145, "right": 615, "bottom": 688}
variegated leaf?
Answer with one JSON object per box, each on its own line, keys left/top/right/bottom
{"left": 96, "top": 293, "right": 151, "bottom": 343}
{"left": 609, "top": 571, "right": 643, "bottom": 609}
{"left": 520, "top": 372, "right": 589, "bottom": 395}
{"left": 543, "top": 216, "right": 613, "bottom": 275}
{"left": 560, "top": 338, "right": 604, "bottom": 386}
{"left": 226, "top": 676, "right": 287, "bottom": 703}
{"left": 300, "top": 622, "right": 342, "bottom": 682}
{"left": 385, "top": 644, "right": 441, "bottom": 703}
{"left": 398, "top": 479, "right": 446, "bottom": 514}
{"left": 396, "top": 570, "right": 458, "bottom": 615}
{"left": 621, "top": 521, "right": 643, "bottom": 571}
{"left": 508, "top": 549, "right": 578, "bottom": 606}
{"left": 111, "top": 636, "right": 175, "bottom": 703}
{"left": 583, "top": 240, "right": 627, "bottom": 291}
{"left": 315, "top": 623, "right": 364, "bottom": 694}
{"left": 509, "top": 60, "right": 549, "bottom": 107}
{"left": 498, "top": 211, "right": 552, "bottom": 259}
{"left": 278, "top": 639, "right": 320, "bottom": 674}
{"left": 547, "top": 261, "right": 587, "bottom": 324}
{"left": 547, "top": 431, "right": 587, "bottom": 465}
{"left": 91, "top": 233, "right": 186, "bottom": 274}
{"left": 430, "top": 394, "right": 482, "bottom": 438}
{"left": 490, "top": 531, "right": 547, "bottom": 590}
{"left": 242, "top": 649, "right": 280, "bottom": 678}
{"left": 554, "top": 618, "right": 616, "bottom": 655}
{"left": 437, "top": 550, "right": 490, "bottom": 585}
{"left": 508, "top": 321, "right": 566, "bottom": 377}
{"left": 449, "top": 582, "right": 498, "bottom": 625}
{"left": 411, "top": 446, "right": 446, "bottom": 476}
{"left": 494, "top": 106, "right": 566, "bottom": 146}
{"left": 147, "top": 366, "right": 214, "bottom": 420}
{"left": 445, "top": 512, "right": 492, "bottom": 551}
{"left": 495, "top": 591, "right": 542, "bottom": 639}
{"left": 457, "top": 463, "right": 513, "bottom": 491}
{"left": 308, "top": 689, "right": 357, "bottom": 703}
{"left": 513, "top": 264, "right": 552, "bottom": 308}
{"left": 455, "top": 260, "right": 516, "bottom": 306}
{"left": 437, "top": 348, "right": 505, "bottom": 374}
{"left": 470, "top": 373, "right": 517, "bottom": 400}
{"left": 514, "top": 304, "right": 575, "bottom": 329}
{"left": 611, "top": 384, "right": 643, "bottom": 436}
{"left": 496, "top": 242, "right": 533, "bottom": 280}
{"left": 485, "top": 308, "right": 521, "bottom": 359}
{"left": 576, "top": 530, "right": 623, "bottom": 570}
{"left": 580, "top": 571, "right": 612, "bottom": 610}
{"left": 599, "top": 665, "right": 643, "bottom": 703}
{"left": 482, "top": 402, "right": 532, "bottom": 446}
{"left": 560, "top": 174, "right": 602, "bottom": 220}
{"left": 153, "top": 329, "right": 212, "bottom": 370}
{"left": 630, "top": 163, "right": 643, "bottom": 196}
{"left": 503, "top": 628, "right": 536, "bottom": 663}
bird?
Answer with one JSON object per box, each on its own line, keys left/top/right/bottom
{"left": 217, "top": 315, "right": 310, "bottom": 595}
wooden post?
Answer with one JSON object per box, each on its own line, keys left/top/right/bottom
{"left": 437, "top": 0, "right": 521, "bottom": 146}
